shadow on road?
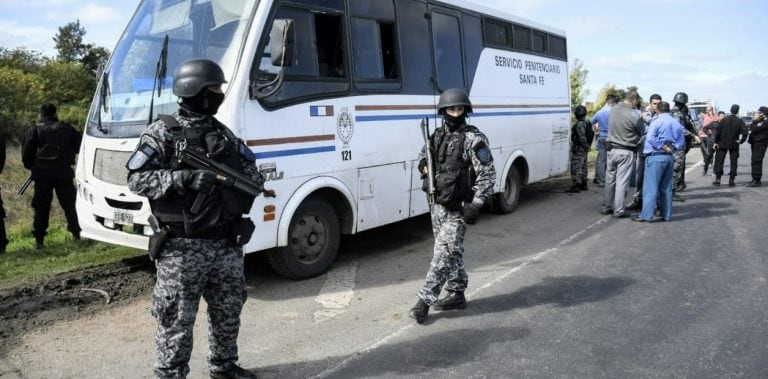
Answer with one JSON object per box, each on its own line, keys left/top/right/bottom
{"left": 434, "top": 275, "right": 636, "bottom": 321}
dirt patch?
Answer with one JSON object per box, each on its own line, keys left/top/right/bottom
{"left": 0, "top": 255, "right": 156, "bottom": 353}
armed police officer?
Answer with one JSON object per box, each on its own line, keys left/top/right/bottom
{"left": 409, "top": 89, "right": 496, "bottom": 324}
{"left": 21, "top": 102, "right": 82, "bottom": 248}
{"left": 670, "top": 92, "right": 700, "bottom": 198}
{"left": 565, "top": 105, "right": 592, "bottom": 193}
{"left": 127, "top": 59, "right": 273, "bottom": 379}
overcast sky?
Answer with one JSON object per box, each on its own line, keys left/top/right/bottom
{"left": 1, "top": 0, "right": 766, "bottom": 113}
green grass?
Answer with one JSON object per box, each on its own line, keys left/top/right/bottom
{"left": 1, "top": 143, "right": 144, "bottom": 287}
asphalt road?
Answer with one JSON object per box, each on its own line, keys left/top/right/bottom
{"left": 2, "top": 145, "right": 767, "bottom": 378}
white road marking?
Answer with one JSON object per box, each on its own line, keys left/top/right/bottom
{"left": 312, "top": 217, "right": 610, "bottom": 378}
{"left": 313, "top": 261, "right": 358, "bottom": 323}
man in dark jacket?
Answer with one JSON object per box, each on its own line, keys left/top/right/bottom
{"left": 0, "top": 137, "right": 7, "bottom": 253}
{"left": 21, "top": 102, "right": 82, "bottom": 248}
{"left": 746, "top": 106, "right": 768, "bottom": 187}
{"left": 712, "top": 104, "right": 748, "bottom": 186}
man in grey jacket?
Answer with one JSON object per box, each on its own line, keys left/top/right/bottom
{"left": 601, "top": 91, "right": 645, "bottom": 218}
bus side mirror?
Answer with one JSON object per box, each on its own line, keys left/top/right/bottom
{"left": 270, "top": 19, "right": 293, "bottom": 67}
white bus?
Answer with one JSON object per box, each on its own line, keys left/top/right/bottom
{"left": 75, "top": 0, "right": 571, "bottom": 279}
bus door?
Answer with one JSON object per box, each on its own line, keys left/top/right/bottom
{"left": 550, "top": 116, "right": 570, "bottom": 176}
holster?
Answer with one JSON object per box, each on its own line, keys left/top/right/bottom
{"left": 147, "top": 228, "right": 169, "bottom": 261}
{"left": 231, "top": 218, "right": 255, "bottom": 246}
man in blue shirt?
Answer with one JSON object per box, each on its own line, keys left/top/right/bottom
{"left": 591, "top": 94, "right": 617, "bottom": 187}
{"left": 632, "top": 101, "right": 685, "bottom": 222}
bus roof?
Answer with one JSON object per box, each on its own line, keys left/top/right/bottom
{"left": 438, "top": 0, "right": 567, "bottom": 37}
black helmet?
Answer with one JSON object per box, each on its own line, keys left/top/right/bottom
{"left": 437, "top": 88, "right": 472, "bottom": 115}
{"left": 673, "top": 92, "right": 688, "bottom": 105}
{"left": 172, "top": 58, "right": 228, "bottom": 98}
{"left": 574, "top": 105, "right": 587, "bottom": 118}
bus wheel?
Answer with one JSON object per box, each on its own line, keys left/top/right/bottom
{"left": 492, "top": 166, "right": 521, "bottom": 214}
{"left": 267, "top": 199, "right": 340, "bottom": 280}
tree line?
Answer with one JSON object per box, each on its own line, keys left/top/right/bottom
{"left": 0, "top": 20, "right": 108, "bottom": 143}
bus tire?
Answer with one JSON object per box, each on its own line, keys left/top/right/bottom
{"left": 267, "top": 198, "right": 340, "bottom": 280}
{"left": 492, "top": 166, "right": 521, "bottom": 214}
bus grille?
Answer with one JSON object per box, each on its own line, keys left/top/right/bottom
{"left": 94, "top": 149, "right": 132, "bottom": 185}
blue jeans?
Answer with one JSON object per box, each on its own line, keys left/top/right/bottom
{"left": 640, "top": 154, "right": 674, "bottom": 221}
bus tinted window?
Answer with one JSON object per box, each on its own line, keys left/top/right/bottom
{"left": 513, "top": 25, "right": 531, "bottom": 51}
{"left": 431, "top": 12, "right": 465, "bottom": 90}
{"left": 532, "top": 31, "right": 547, "bottom": 53}
{"left": 352, "top": 19, "right": 385, "bottom": 79}
{"left": 483, "top": 18, "right": 509, "bottom": 47}
{"left": 549, "top": 35, "right": 567, "bottom": 59}
{"left": 349, "top": 0, "right": 395, "bottom": 20}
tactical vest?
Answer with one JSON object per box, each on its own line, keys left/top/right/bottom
{"left": 431, "top": 126, "right": 474, "bottom": 211}
{"left": 149, "top": 115, "right": 252, "bottom": 237}
{"left": 672, "top": 108, "right": 694, "bottom": 152}
{"left": 34, "top": 121, "right": 76, "bottom": 171}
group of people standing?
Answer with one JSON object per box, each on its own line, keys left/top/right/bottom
{"left": 567, "top": 91, "right": 768, "bottom": 222}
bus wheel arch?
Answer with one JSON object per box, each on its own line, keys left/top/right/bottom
{"left": 492, "top": 155, "right": 528, "bottom": 214}
{"left": 270, "top": 179, "right": 355, "bottom": 280}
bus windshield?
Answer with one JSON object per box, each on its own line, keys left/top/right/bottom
{"left": 87, "top": 0, "right": 258, "bottom": 138}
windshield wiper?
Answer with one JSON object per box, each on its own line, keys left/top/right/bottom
{"left": 97, "top": 69, "right": 111, "bottom": 134}
{"left": 148, "top": 34, "right": 169, "bottom": 125}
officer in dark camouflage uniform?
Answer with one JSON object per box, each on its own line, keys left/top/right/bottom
{"left": 127, "top": 59, "right": 271, "bottom": 379}
{"left": 409, "top": 89, "right": 496, "bottom": 324}
{"left": 566, "top": 105, "right": 591, "bottom": 193}
{"left": 670, "top": 92, "right": 699, "bottom": 200}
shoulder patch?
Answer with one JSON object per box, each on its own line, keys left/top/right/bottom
{"left": 473, "top": 139, "right": 493, "bottom": 163}
{"left": 126, "top": 142, "right": 158, "bottom": 170}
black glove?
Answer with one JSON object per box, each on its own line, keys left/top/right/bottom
{"left": 180, "top": 170, "right": 217, "bottom": 194}
{"left": 461, "top": 202, "right": 481, "bottom": 225}
{"left": 418, "top": 158, "right": 428, "bottom": 178}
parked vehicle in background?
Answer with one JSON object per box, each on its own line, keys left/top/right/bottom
{"left": 687, "top": 99, "right": 717, "bottom": 134}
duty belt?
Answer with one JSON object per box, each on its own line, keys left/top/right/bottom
{"left": 166, "top": 223, "right": 229, "bottom": 240}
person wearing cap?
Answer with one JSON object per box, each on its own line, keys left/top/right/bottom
{"left": 746, "top": 106, "right": 768, "bottom": 187}
{"left": 21, "top": 102, "right": 82, "bottom": 249}
{"left": 127, "top": 59, "right": 274, "bottom": 379}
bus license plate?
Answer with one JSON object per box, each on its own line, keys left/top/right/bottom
{"left": 114, "top": 210, "right": 134, "bottom": 225}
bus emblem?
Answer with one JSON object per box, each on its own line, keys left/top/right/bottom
{"left": 337, "top": 107, "right": 354, "bottom": 144}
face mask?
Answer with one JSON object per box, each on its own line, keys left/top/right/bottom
{"left": 444, "top": 113, "right": 466, "bottom": 131}
{"left": 181, "top": 88, "right": 225, "bottom": 116}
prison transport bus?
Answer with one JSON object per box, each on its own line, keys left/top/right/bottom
{"left": 75, "top": 0, "right": 571, "bottom": 279}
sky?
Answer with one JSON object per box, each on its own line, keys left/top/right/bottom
{"left": 1, "top": 0, "right": 766, "bottom": 114}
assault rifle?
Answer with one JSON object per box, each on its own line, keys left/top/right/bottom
{"left": 16, "top": 176, "right": 32, "bottom": 196}
{"left": 175, "top": 144, "right": 276, "bottom": 214}
{"left": 420, "top": 117, "right": 436, "bottom": 205}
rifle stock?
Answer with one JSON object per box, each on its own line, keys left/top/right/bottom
{"left": 420, "top": 117, "right": 436, "bottom": 205}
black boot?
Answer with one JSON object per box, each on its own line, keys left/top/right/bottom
{"left": 580, "top": 182, "right": 588, "bottom": 191}
{"left": 210, "top": 365, "right": 258, "bottom": 379}
{"left": 625, "top": 199, "right": 642, "bottom": 211}
{"left": 434, "top": 291, "right": 466, "bottom": 311}
{"left": 713, "top": 175, "right": 721, "bottom": 186}
{"left": 746, "top": 179, "right": 762, "bottom": 187}
{"left": 35, "top": 237, "right": 44, "bottom": 250}
{"left": 728, "top": 176, "right": 736, "bottom": 187}
{"left": 409, "top": 298, "right": 429, "bottom": 324}
{"left": 565, "top": 184, "right": 581, "bottom": 193}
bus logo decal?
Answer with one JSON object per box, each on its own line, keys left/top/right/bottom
{"left": 337, "top": 107, "right": 354, "bottom": 144}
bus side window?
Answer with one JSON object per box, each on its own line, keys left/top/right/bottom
{"left": 315, "top": 13, "right": 345, "bottom": 78}
{"left": 431, "top": 11, "right": 465, "bottom": 91}
{"left": 351, "top": 19, "right": 399, "bottom": 80}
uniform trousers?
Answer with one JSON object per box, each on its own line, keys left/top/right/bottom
{"left": 639, "top": 154, "right": 674, "bottom": 221}
{"left": 153, "top": 237, "right": 246, "bottom": 379}
{"left": 31, "top": 176, "right": 80, "bottom": 239}
{"left": 570, "top": 147, "right": 588, "bottom": 185}
{"left": 602, "top": 149, "right": 635, "bottom": 215}
{"left": 713, "top": 147, "right": 740, "bottom": 177}
{"left": 750, "top": 141, "right": 767, "bottom": 181}
{"left": 418, "top": 203, "right": 467, "bottom": 305}
{"left": 594, "top": 136, "right": 608, "bottom": 184}
{"left": 700, "top": 137, "right": 714, "bottom": 172}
